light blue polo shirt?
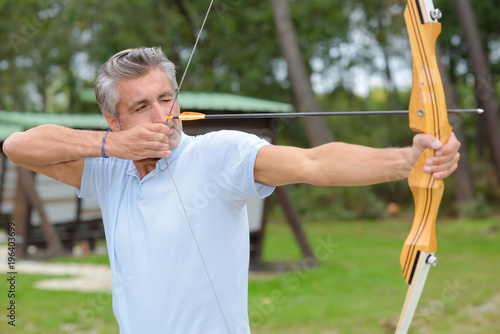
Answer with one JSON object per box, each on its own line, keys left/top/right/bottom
{"left": 77, "top": 130, "right": 274, "bottom": 334}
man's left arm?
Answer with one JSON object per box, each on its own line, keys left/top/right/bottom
{"left": 254, "top": 133, "right": 460, "bottom": 187}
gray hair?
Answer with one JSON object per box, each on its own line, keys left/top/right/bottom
{"left": 94, "top": 47, "right": 178, "bottom": 118}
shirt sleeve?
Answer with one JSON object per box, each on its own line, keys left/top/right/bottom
{"left": 77, "top": 157, "right": 130, "bottom": 204}
{"left": 196, "top": 130, "right": 275, "bottom": 202}
{"left": 76, "top": 157, "right": 98, "bottom": 200}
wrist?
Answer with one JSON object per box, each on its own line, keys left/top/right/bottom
{"left": 398, "top": 147, "right": 413, "bottom": 179}
{"left": 102, "top": 129, "right": 111, "bottom": 158}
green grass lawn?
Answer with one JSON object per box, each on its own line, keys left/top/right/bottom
{"left": 251, "top": 217, "right": 500, "bottom": 334}
{"left": 1, "top": 217, "right": 499, "bottom": 333}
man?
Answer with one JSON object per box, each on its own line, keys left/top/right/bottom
{"left": 3, "top": 47, "right": 460, "bottom": 333}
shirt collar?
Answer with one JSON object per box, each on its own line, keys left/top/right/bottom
{"left": 160, "top": 131, "right": 190, "bottom": 171}
{"left": 126, "top": 132, "right": 191, "bottom": 177}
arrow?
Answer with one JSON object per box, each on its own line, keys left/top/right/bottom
{"left": 166, "top": 109, "right": 483, "bottom": 121}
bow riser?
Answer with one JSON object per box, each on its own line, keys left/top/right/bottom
{"left": 401, "top": 175, "right": 442, "bottom": 283}
{"left": 406, "top": 3, "right": 451, "bottom": 140}
{"left": 399, "top": 0, "right": 452, "bottom": 286}
{"left": 408, "top": 30, "right": 447, "bottom": 136}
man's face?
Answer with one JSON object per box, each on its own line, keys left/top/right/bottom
{"left": 111, "top": 68, "right": 182, "bottom": 150}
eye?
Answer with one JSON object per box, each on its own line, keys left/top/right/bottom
{"left": 135, "top": 105, "right": 146, "bottom": 112}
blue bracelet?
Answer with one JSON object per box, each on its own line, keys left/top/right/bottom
{"left": 101, "top": 129, "right": 111, "bottom": 158}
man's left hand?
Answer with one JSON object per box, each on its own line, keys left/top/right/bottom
{"left": 411, "top": 132, "right": 461, "bottom": 180}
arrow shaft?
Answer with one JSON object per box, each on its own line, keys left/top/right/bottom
{"left": 169, "top": 108, "right": 482, "bottom": 120}
{"left": 202, "top": 110, "right": 409, "bottom": 119}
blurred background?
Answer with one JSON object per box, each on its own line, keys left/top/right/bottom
{"left": 0, "top": 0, "right": 499, "bottom": 333}
{"left": 1, "top": 0, "right": 499, "bottom": 219}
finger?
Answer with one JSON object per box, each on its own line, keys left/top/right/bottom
{"left": 146, "top": 132, "right": 169, "bottom": 144}
{"left": 137, "top": 124, "right": 170, "bottom": 144}
{"left": 144, "top": 140, "right": 169, "bottom": 152}
{"left": 146, "top": 149, "right": 171, "bottom": 159}
{"left": 132, "top": 135, "right": 169, "bottom": 152}
{"left": 424, "top": 153, "right": 460, "bottom": 172}
{"left": 434, "top": 132, "right": 460, "bottom": 157}
{"left": 413, "top": 133, "right": 442, "bottom": 150}
{"left": 411, "top": 134, "right": 441, "bottom": 165}
{"left": 146, "top": 122, "right": 171, "bottom": 136}
{"left": 426, "top": 149, "right": 459, "bottom": 166}
{"left": 423, "top": 153, "right": 460, "bottom": 178}
{"left": 132, "top": 145, "right": 170, "bottom": 160}
{"left": 431, "top": 160, "right": 458, "bottom": 180}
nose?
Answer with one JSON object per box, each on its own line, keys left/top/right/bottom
{"left": 151, "top": 102, "right": 166, "bottom": 123}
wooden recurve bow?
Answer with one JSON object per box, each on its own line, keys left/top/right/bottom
{"left": 396, "top": 0, "right": 452, "bottom": 333}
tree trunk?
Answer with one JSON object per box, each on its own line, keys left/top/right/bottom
{"left": 436, "top": 45, "right": 475, "bottom": 204}
{"left": 382, "top": 46, "right": 401, "bottom": 110}
{"left": 269, "top": 0, "right": 334, "bottom": 146}
{"left": 454, "top": 0, "right": 500, "bottom": 183}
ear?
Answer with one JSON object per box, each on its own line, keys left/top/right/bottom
{"left": 103, "top": 114, "right": 122, "bottom": 132}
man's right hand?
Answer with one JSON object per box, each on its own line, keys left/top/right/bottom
{"left": 104, "top": 123, "right": 172, "bottom": 161}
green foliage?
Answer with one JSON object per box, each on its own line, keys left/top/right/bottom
{"left": 1, "top": 0, "right": 499, "bottom": 213}
{"left": 455, "top": 192, "right": 495, "bottom": 218}
{"left": 439, "top": 0, "right": 500, "bottom": 76}
{"left": 285, "top": 184, "right": 391, "bottom": 221}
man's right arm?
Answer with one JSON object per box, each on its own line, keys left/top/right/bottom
{"left": 3, "top": 123, "right": 171, "bottom": 189}
{"left": 3, "top": 125, "right": 105, "bottom": 188}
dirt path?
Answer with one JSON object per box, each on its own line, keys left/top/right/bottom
{"left": 17, "top": 260, "right": 113, "bottom": 292}
{"left": 1, "top": 246, "right": 112, "bottom": 293}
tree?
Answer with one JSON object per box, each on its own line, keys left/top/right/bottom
{"left": 269, "top": 0, "right": 333, "bottom": 146}
{"left": 454, "top": 0, "right": 500, "bottom": 183}
{"left": 437, "top": 45, "right": 475, "bottom": 204}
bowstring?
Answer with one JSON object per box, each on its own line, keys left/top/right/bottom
{"left": 167, "top": 0, "right": 214, "bottom": 118}
{"left": 166, "top": 166, "right": 231, "bottom": 333}
{"left": 165, "top": 1, "right": 232, "bottom": 333}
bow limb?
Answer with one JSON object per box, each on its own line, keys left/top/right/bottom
{"left": 396, "top": 0, "right": 452, "bottom": 332}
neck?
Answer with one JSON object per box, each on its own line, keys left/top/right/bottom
{"left": 134, "top": 158, "right": 160, "bottom": 179}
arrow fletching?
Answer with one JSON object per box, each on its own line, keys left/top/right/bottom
{"left": 167, "top": 112, "right": 207, "bottom": 121}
